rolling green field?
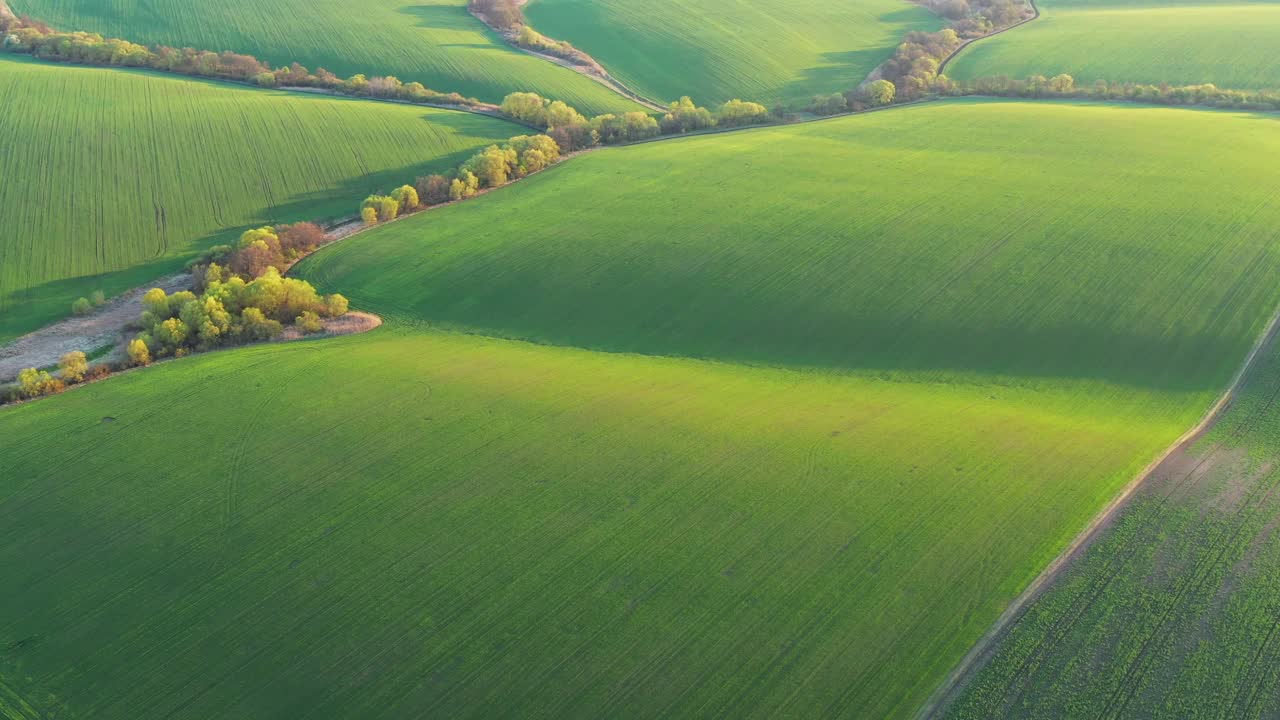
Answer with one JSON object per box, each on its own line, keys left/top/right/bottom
{"left": 945, "top": 334, "right": 1280, "bottom": 719}
{"left": 524, "top": 0, "right": 944, "bottom": 106}
{"left": 9, "top": 0, "right": 643, "bottom": 115}
{"left": 946, "top": 0, "right": 1280, "bottom": 89}
{"left": 4, "top": 100, "right": 1280, "bottom": 718}
{"left": 0, "top": 54, "right": 516, "bottom": 342}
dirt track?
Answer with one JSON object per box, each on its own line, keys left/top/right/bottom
{"left": 0, "top": 218, "right": 372, "bottom": 383}
{"left": 0, "top": 273, "right": 193, "bottom": 381}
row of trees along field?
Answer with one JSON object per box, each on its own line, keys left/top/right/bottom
{"left": 0, "top": 12, "right": 488, "bottom": 108}
{"left": 959, "top": 75, "right": 1280, "bottom": 110}
{"left": 359, "top": 92, "right": 773, "bottom": 226}
{"left": 807, "top": 0, "right": 1029, "bottom": 114}
{"left": 4, "top": 223, "right": 350, "bottom": 404}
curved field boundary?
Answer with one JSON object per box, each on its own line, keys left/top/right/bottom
{"left": 466, "top": 3, "right": 666, "bottom": 111}
{"left": 937, "top": 0, "right": 1041, "bottom": 77}
{"left": 916, "top": 292, "right": 1280, "bottom": 719}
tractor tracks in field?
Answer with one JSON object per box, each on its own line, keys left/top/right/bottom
{"left": 917, "top": 294, "right": 1280, "bottom": 719}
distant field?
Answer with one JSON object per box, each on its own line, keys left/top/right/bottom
{"left": 946, "top": 0, "right": 1280, "bottom": 89}
{"left": 524, "top": 0, "right": 944, "bottom": 106}
{"left": 0, "top": 55, "right": 515, "bottom": 342}
{"left": 301, "top": 100, "right": 1280, "bottom": 390}
{"left": 945, "top": 333, "right": 1280, "bottom": 719}
{"left": 9, "top": 0, "right": 642, "bottom": 115}
{"left": 4, "top": 100, "right": 1280, "bottom": 718}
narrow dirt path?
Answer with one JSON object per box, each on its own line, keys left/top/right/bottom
{"left": 917, "top": 294, "right": 1280, "bottom": 719}
{"left": 0, "top": 218, "right": 373, "bottom": 383}
{"left": 0, "top": 273, "right": 194, "bottom": 381}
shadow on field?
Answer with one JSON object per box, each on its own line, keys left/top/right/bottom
{"left": 2, "top": 103, "right": 494, "bottom": 343}
{"left": 400, "top": 4, "right": 497, "bottom": 35}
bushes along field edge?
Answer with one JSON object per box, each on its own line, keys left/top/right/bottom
{"left": 3, "top": 223, "right": 353, "bottom": 406}
{"left": 0, "top": 12, "right": 493, "bottom": 110}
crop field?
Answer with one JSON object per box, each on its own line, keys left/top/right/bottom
{"left": 299, "top": 100, "right": 1280, "bottom": 390}
{"left": 944, "top": 335, "right": 1280, "bottom": 719}
{"left": 4, "top": 99, "right": 1280, "bottom": 718}
{"left": 9, "top": 0, "right": 643, "bottom": 115}
{"left": 945, "top": 0, "right": 1280, "bottom": 90}
{"left": 523, "top": 0, "right": 944, "bottom": 106}
{"left": 0, "top": 54, "right": 516, "bottom": 342}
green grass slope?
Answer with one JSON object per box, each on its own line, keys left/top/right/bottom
{"left": 946, "top": 0, "right": 1280, "bottom": 89}
{"left": 524, "top": 0, "right": 944, "bottom": 106}
{"left": 0, "top": 55, "right": 516, "bottom": 342}
{"left": 945, "top": 334, "right": 1280, "bottom": 719}
{"left": 3, "top": 100, "right": 1280, "bottom": 718}
{"left": 9, "top": 0, "right": 642, "bottom": 115}
{"left": 0, "top": 329, "right": 1187, "bottom": 720}
{"left": 301, "top": 100, "right": 1280, "bottom": 390}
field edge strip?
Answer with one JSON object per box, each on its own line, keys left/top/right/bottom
{"left": 914, "top": 292, "right": 1280, "bottom": 719}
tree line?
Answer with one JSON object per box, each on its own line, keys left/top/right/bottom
{"left": 358, "top": 129, "right": 565, "bottom": 225}
{"left": 357, "top": 92, "right": 774, "bottom": 228}
{"left": 503, "top": 92, "right": 771, "bottom": 146}
{"left": 5, "top": 222, "right": 350, "bottom": 404}
{"left": 0, "top": 13, "right": 489, "bottom": 109}
{"left": 811, "top": 0, "right": 1032, "bottom": 114}
{"left": 957, "top": 75, "right": 1280, "bottom": 111}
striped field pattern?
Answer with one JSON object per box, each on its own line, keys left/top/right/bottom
{"left": 3, "top": 100, "right": 1280, "bottom": 717}
{"left": 525, "top": 0, "right": 944, "bottom": 106}
{"left": 8, "top": 0, "right": 645, "bottom": 115}
{"left": 946, "top": 0, "right": 1280, "bottom": 89}
{"left": 0, "top": 54, "right": 516, "bottom": 341}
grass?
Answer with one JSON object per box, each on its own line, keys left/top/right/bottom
{"left": 523, "top": 0, "right": 944, "bottom": 106}
{"left": 0, "top": 54, "right": 517, "bottom": 342}
{"left": 299, "top": 99, "right": 1280, "bottom": 391}
{"left": 9, "top": 0, "right": 644, "bottom": 115}
{"left": 944, "top": 333, "right": 1280, "bottom": 719}
{"left": 4, "top": 99, "right": 1280, "bottom": 718}
{"left": 946, "top": 0, "right": 1280, "bottom": 90}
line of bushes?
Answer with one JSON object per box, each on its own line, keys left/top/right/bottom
{"left": 810, "top": 0, "right": 1032, "bottom": 114}
{"left": 357, "top": 92, "right": 775, "bottom": 227}
{"left": 0, "top": 12, "right": 489, "bottom": 109}
{"left": 4, "top": 221, "right": 353, "bottom": 405}
{"left": 134, "top": 223, "right": 348, "bottom": 362}
{"left": 502, "top": 92, "right": 771, "bottom": 148}
{"left": 7, "top": 351, "right": 110, "bottom": 402}
{"left": 956, "top": 75, "right": 1280, "bottom": 111}
{"left": 359, "top": 132, "right": 565, "bottom": 226}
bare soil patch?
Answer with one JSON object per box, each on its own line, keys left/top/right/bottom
{"left": 0, "top": 273, "right": 192, "bottom": 381}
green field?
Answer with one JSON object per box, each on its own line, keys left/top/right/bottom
{"left": 946, "top": 0, "right": 1280, "bottom": 89}
{"left": 9, "top": 0, "right": 643, "bottom": 115}
{"left": 3, "top": 100, "right": 1280, "bottom": 718}
{"left": 524, "top": 0, "right": 944, "bottom": 106}
{"left": 945, "top": 334, "right": 1280, "bottom": 719}
{"left": 0, "top": 54, "right": 516, "bottom": 342}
